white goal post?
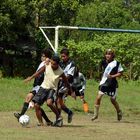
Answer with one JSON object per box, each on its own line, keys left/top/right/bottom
{"left": 39, "top": 25, "right": 140, "bottom": 53}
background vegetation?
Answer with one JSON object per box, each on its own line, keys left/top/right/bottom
{"left": 0, "top": 0, "right": 140, "bottom": 79}
{"left": 0, "top": 78, "right": 140, "bottom": 117}
{"left": 0, "top": 78, "right": 140, "bottom": 140}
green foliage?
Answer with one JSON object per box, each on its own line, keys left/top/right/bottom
{"left": 65, "top": 33, "right": 140, "bottom": 80}
{"left": 0, "top": 0, "right": 140, "bottom": 80}
{"left": 13, "top": 58, "right": 36, "bottom": 78}
{"left": 1, "top": 0, "right": 28, "bottom": 43}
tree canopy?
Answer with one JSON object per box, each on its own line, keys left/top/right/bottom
{"left": 0, "top": 0, "right": 140, "bottom": 79}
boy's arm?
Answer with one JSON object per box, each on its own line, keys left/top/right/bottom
{"left": 108, "top": 71, "right": 123, "bottom": 79}
{"left": 24, "top": 66, "right": 45, "bottom": 83}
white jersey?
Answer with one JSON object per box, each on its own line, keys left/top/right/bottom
{"left": 36, "top": 61, "right": 46, "bottom": 71}
{"left": 41, "top": 64, "right": 63, "bottom": 90}
{"left": 60, "top": 60, "right": 76, "bottom": 83}
{"left": 73, "top": 72, "right": 86, "bottom": 90}
{"left": 100, "top": 60, "right": 123, "bottom": 86}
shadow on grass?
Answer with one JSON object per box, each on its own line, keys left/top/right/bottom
{"left": 62, "top": 124, "right": 84, "bottom": 128}
{"left": 109, "top": 120, "right": 137, "bottom": 124}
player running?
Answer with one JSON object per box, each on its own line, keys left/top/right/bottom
{"left": 91, "top": 49, "right": 123, "bottom": 121}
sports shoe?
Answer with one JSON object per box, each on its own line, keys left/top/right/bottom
{"left": 117, "top": 110, "right": 122, "bottom": 121}
{"left": 91, "top": 114, "right": 98, "bottom": 121}
{"left": 14, "top": 112, "right": 21, "bottom": 121}
{"left": 68, "top": 112, "right": 73, "bottom": 123}
{"left": 91, "top": 105, "right": 99, "bottom": 121}
{"left": 52, "top": 117, "right": 63, "bottom": 127}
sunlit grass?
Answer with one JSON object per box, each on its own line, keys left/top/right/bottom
{"left": 0, "top": 78, "right": 140, "bottom": 119}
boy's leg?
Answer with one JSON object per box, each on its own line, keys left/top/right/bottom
{"left": 59, "top": 97, "right": 73, "bottom": 123}
{"left": 110, "top": 97, "right": 122, "bottom": 121}
{"left": 22, "top": 92, "right": 34, "bottom": 115}
{"left": 91, "top": 105, "right": 100, "bottom": 121}
{"left": 40, "top": 108, "right": 52, "bottom": 125}
{"left": 91, "top": 92, "right": 103, "bottom": 121}
{"left": 47, "top": 99, "right": 63, "bottom": 127}
{"left": 55, "top": 97, "right": 62, "bottom": 115}
{"left": 47, "top": 99, "right": 61, "bottom": 119}
{"left": 14, "top": 92, "right": 34, "bottom": 120}
{"left": 32, "top": 87, "right": 48, "bottom": 126}
{"left": 34, "top": 103, "right": 44, "bottom": 126}
{"left": 80, "top": 96, "right": 89, "bottom": 113}
{"left": 62, "top": 105, "right": 73, "bottom": 123}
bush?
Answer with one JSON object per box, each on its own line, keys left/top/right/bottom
{"left": 64, "top": 33, "right": 140, "bottom": 80}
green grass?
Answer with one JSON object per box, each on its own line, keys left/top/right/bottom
{"left": 0, "top": 78, "right": 140, "bottom": 140}
{"left": 0, "top": 78, "right": 140, "bottom": 118}
{"left": 0, "top": 78, "right": 32, "bottom": 111}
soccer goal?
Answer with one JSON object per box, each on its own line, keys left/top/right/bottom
{"left": 39, "top": 25, "right": 140, "bottom": 53}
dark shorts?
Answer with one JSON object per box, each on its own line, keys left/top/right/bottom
{"left": 32, "top": 87, "right": 56, "bottom": 105}
{"left": 99, "top": 85, "right": 117, "bottom": 97}
{"left": 72, "top": 86, "right": 84, "bottom": 96}
{"left": 75, "top": 91, "right": 84, "bottom": 96}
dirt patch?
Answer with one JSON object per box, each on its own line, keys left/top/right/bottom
{"left": 0, "top": 111, "right": 140, "bottom": 140}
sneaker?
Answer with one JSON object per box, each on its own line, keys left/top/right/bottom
{"left": 117, "top": 110, "right": 122, "bottom": 121}
{"left": 14, "top": 112, "right": 21, "bottom": 121}
{"left": 68, "top": 112, "right": 73, "bottom": 123}
{"left": 91, "top": 114, "right": 98, "bottom": 121}
{"left": 52, "top": 117, "right": 63, "bottom": 127}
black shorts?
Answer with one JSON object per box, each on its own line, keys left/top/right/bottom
{"left": 75, "top": 91, "right": 84, "bottom": 96}
{"left": 99, "top": 85, "right": 117, "bottom": 97}
{"left": 72, "top": 86, "right": 84, "bottom": 96}
{"left": 32, "top": 87, "right": 55, "bottom": 105}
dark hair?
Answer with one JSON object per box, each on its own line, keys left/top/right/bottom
{"left": 52, "top": 54, "right": 60, "bottom": 64}
{"left": 60, "top": 47, "right": 69, "bottom": 56}
{"left": 42, "top": 48, "right": 52, "bottom": 59}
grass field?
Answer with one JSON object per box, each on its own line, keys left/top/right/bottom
{"left": 0, "top": 78, "right": 140, "bottom": 140}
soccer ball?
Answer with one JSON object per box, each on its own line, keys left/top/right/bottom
{"left": 19, "top": 115, "right": 30, "bottom": 126}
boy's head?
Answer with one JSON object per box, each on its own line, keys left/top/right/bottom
{"left": 41, "top": 48, "right": 52, "bottom": 61}
{"left": 60, "top": 48, "right": 69, "bottom": 62}
{"left": 105, "top": 49, "right": 115, "bottom": 62}
{"left": 51, "top": 55, "right": 60, "bottom": 70}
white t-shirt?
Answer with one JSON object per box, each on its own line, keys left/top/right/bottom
{"left": 100, "top": 60, "right": 123, "bottom": 86}
{"left": 73, "top": 72, "right": 86, "bottom": 90}
{"left": 41, "top": 64, "right": 63, "bottom": 90}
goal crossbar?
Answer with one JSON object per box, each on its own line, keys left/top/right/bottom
{"left": 39, "top": 25, "right": 140, "bottom": 53}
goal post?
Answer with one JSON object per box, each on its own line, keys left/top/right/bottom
{"left": 39, "top": 25, "right": 140, "bottom": 53}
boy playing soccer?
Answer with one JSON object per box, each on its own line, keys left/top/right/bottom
{"left": 91, "top": 49, "right": 123, "bottom": 121}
